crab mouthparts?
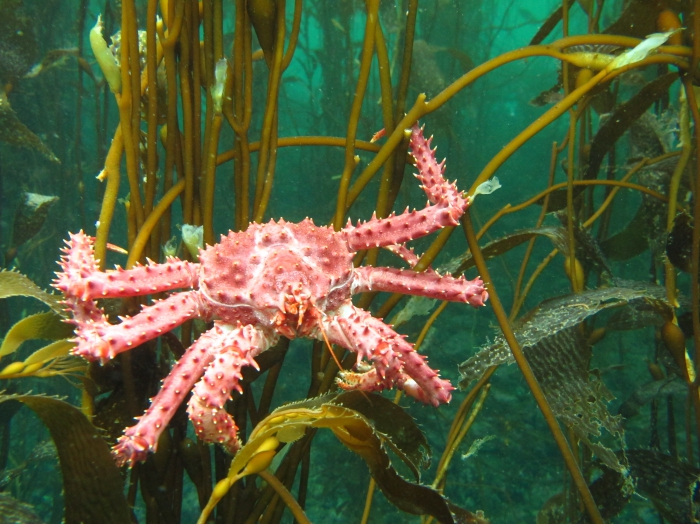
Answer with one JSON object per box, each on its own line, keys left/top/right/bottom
{"left": 273, "top": 284, "right": 319, "bottom": 338}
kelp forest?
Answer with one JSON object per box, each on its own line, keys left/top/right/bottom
{"left": 2, "top": 0, "right": 700, "bottom": 522}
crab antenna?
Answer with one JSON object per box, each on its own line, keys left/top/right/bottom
{"left": 319, "top": 326, "right": 344, "bottom": 371}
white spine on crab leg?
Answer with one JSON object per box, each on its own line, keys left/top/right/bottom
{"left": 323, "top": 302, "right": 453, "bottom": 406}
{"left": 187, "top": 323, "right": 277, "bottom": 455}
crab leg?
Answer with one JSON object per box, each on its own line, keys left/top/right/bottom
{"left": 54, "top": 231, "right": 199, "bottom": 301}
{"left": 322, "top": 303, "right": 453, "bottom": 406}
{"left": 112, "top": 322, "right": 276, "bottom": 466}
{"left": 187, "top": 323, "right": 278, "bottom": 455}
{"left": 342, "top": 125, "right": 468, "bottom": 251}
{"left": 112, "top": 326, "right": 218, "bottom": 467}
{"left": 67, "top": 290, "right": 208, "bottom": 361}
{"left": 353, "top": 266, "right": 488, "bottom": 307}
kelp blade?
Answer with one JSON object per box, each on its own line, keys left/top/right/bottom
{"left": 1, "top": 395, "right": 130, "bottom": 524}
{"left": 199, "top": 392, "right": 467, "bottom": 524}
{"left": 0, "top": 311, "right": 73, "bottom": 358}
{"left": 0, "top": 270, "right": 64, "bottom": 314}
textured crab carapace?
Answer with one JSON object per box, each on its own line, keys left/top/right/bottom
{"left": 53, "top": 125, "right": 488, "bottom": 466}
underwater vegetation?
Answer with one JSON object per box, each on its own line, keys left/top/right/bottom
{"left": 3, "top": 0, "right": 700, "bottom": 522}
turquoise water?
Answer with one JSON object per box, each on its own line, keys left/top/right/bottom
{"left": 0, "top": 1, "right": 695, "bottom": 523}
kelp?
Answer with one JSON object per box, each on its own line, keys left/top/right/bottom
{"left": 0, "top": 395, "right": 131, "bottom": 524}
{"left": 0, "top": 441, "right": 55, "bottom": 491}
{"left": 542, "top": 73, "right": 677, "bottom": 214}
{"left": 590, "top": 449, "right": 700, "bottom": 523}
{"left": 0, "top": 271, "right": 80, "bottom": 379}
{"left": 618, "top": 377, "right": 686, "bottom": 419}
{"left": 458, "top": 221, "right": 612, "bottom": 281}
{"left": 0, "top": 492, "right": 45, "bottom": 524}
{"left": 600, "top": 113, "right": 678, "bottom": 262}
{"left": 0, "top": 90, "right": 59, "bottom": 163}
{"left": 457, "top": 285, "right": 671, "bottom": 380}
{"left": 8, "top": 193, "right": 59, "bottom": 257}
{"left": 586, "top": 74, "right": 677, "bottom": 182}
{"left": 457, "top": 227, "right": 568, "bottom": 274}
{"left": 0, "top": 271, "right": 64, "bottom": 314}
{"left": 528, "top": 0, "right": 576, "bottom": 46}
{"left": 668, "top": 212, "right": 695, "bottom": 273}
{"left": 459, "top": 283, "right": 672, "bottom": 471}
{"left": 603, "top": 0, "right": 684, "bottom": 39}
{"left": 199, "top": 391, "right": 480, "bottom": 524}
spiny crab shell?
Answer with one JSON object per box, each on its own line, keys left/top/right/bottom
{"left": 53, "top": 125, "right": 488, "bottom": 467}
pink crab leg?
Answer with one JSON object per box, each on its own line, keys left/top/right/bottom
{"left": 384, "top": 244, "right": 421, "bottom": 267}
{"left": 54, "top": 231, "right": 199, "bottom": 301}
{"left": 187, "top": 323, "right": 278, "bottom": 455}
{"left": 67, "top": 290, "right": 208, "bottom": 362}
{"left": 112, "top": 327, "right": 218, "bottom": 467}
{"left": 342, "top": 125, "right": 468, "bottom": 251}
{"left": 353, "top": 266, "right": 488, "bottom": 307}
{"left": 322, "top": 303, "right": 453, "bottom": 406}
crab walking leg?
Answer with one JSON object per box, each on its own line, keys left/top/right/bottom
{"left": 112, "top": 326, "right": 221, "bottom": 467}
{"left": 408, "top": 124, "right": 466, "bottom": 210}
{"left": 54, "top": 231, "right": 199, "bottom": 301}
{"left": 323, "top": 303, "right": 453, "bottom": 406}
{"left": 353, "top": 266, "right": 488, "bottom": 307}
{"left": 68, "top": 290, "right": 208, "bottom": 361}
{"left": 342, "top": 125, "right": 468, "bottom": 251}
{"left": 187, "top": 323, "right": 278, "bottom": 454}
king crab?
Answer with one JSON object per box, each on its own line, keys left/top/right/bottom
{"left": 53, "top": 125, "right": 488, "bottom": 467}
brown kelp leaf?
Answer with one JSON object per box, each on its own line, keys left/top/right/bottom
{"left": 0, "top": 311, "right": 73, "bottom": 359}
{"left": 332, "top": 390, "right": 431, "bottom": 479}
{"left": 459, "top": 283, "right": 671, "bottom": 471}
{"left": 617, "top": 377, "right": 686, "bottom": 419}
{"left": 0, "top": 441, "right": 55, "bottom": 492}
{"left": 457, "top": 227, "right": 568, "bottom": 273}
{"left": 586, "top": 464, "right": 632, "bottom": 520}
{"left": 600, "top": 203, "right": 651, "bottom": 260}
{"left": 602, "top": 162, "right": 673, "bottom": 263}
{"left": 529, "top": 0, "right": 575, "bottom": 45}
{"left": 0, "top": 271, "right": 64, "bottom": 315}
{"left": 247, "top": 0, "right": 277, "bottom": 67}
{"left": 544, "top": 75, "right": 677, "bottom": 214}
{"left": 547, "top": 445, "right": 635, "bottom": 522}
{"left": 602, "top": 0, "right": 672, "bottom": 39}
{"left": 200, "top": 392, "right": 469, "bottom": 524}
{"left": 10, "top": 192, "right": 59, "bottom": 251}
{"left": 0, "top": 492, "right": 45, "bottom": 524}
{"left": 0, "top": 395, "right": 130, "bottom": 524}
{"left": 627, "top": 449, "right": 700, "bottom": 523}
{"left": 0, "top": 90, "right": 59, "bottom": 163}
{"left": 24, "top": 48, "right": 78, "bottom": 78}
{"left": 595, "top": 449, "right": 700, "bottom": 523}
{"left": 585, "top": 73, "right": 677, "bottom": 182}
{"left": 667, "top": 213, "right": 694, "bottom": 273}
{"left": 537, "top": 492, "right": 567, "bottom": 524}
{"left": 524, "top": 327, "right": 625, "bottom": 472}
{"left": 459, "top": 283, "right": 670, "bottom": 385}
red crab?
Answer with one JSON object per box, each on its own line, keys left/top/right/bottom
{"left": 54, "top": 125, "right": 488, "bottom": 466}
